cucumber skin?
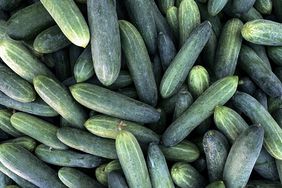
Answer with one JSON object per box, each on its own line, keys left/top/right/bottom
{"left": 254, "top": 0, "right": 272, "bottom": 14}
{"left": 238, "top": 77, "right": 257, "bottom": 95}
{"left": 33, "top": 75, "right": 87, "bottom": 128}
{"left": 158, "top": 32, "right": 176, "bottom": 71}
{"left": 119, "top": 20, "right": 158, "bottom": 106}
{"left": 248, "top": 43, "right": 271, "bottom": 70}
{"left": 108, "top": 170, "right": 129, "bottom": 188}
{"left": 116, "top": 131, "right": 152, "bottom": 188}
{"left": 240, "top": 7, "right": 263, "bottom": 22}
{"left": 70, "top": 83, "right": 160, "bottom": 124}
{"left": 162, "top": 76, "right": 238, "bottom": 146}
{"left": 95, "top": 164, "right": 108, "bottom": 186}
{"left": 267, "top": 46, "right": 282, "bottom": 66}
{"left": 232, "top": 92, "right": 282, "bottom": 160}
{"left": 223, "top": 125, "right": 264, "bottom": 188}
{"left": 173, "top": 89, "right": 193, "bottom": 120}
{"left": 88, "top": 0, "right": 121, "bottom": 86}
{"left": 166, "top": 6, "right": 179, "bottom": 40}
{"left": 276, "top": 159, "right": 282, "bottom": 183}
{"left": 0, "top": 144, "right": 65, "bottom": 188}
{"left": 273, "top": 0, "right": 282, "bottom": 22}
{"left": 231, "top": 0, "right": 256, "bottom": 14}
{"left": 0, "top": 109, "right": 22, "bottom": 137}
{"left": 3, "top": 137, "right": 37, "bottom": 152}
{"left": 207, "top": 0, "right": 228, "bottom": 16}
{"left": 160, "top": 21, "right": 212, "bottom": 98}
{"left": 40, "top": 0, "right": 90, "bottom": 47}
{"left": 206, "top": 181, "right": 225, "bottom": 188}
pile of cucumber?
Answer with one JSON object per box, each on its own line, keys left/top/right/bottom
{"left": 0, "top": 0, "right": 281, "bottom": 187}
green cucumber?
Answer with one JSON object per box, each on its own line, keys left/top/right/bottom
{"left": 40, "top": 0, "right": 90, "bottom": 47}
{"left": 152, "top": 54, "right": 163, "bottom": 87}
{"left": 53, "top": 49, "right": 71, "bottom": 81}
{"left": 95, "top": 164, "right": 107, "bottom": 186}
{"left": 35, "top": 144, "right": 103, "bottom": 168}
{"left": 162, "top": 76, "right": 238, "bottom": 146}
{"left": 0, "top": 109, "right": 22, "bottom": 137}
{"left": 160, "top": 21, "right": 212, "bottom": 98}
{"left": 267, "top": 46, "right": 282, "bottom": 66}
{"left": 159, "top": 140, "right": 199, "bottom": 162}
{"left": 33, "top": 25, "right": 70, "bottom": 54}
{"left": 147, "top": 108, "right": 167, "bottom": 135}
{"left": 268, "top": 96, "right": 282, "bottom": 113}
{"left": 192, "top": 156, "right": 206, "bottom": 173}
{"left": 207, "top": 0, "right": 228, "bottom": 16}
{"left": 85, "top": 115, "right": 160, "bottom": 144}
{"left": 223, "top": 125, "right": 264, "bottom": 188}
{"left": 248, "top": 43, "right": 271, "bottom": 70}
{"left": 158, "top": 32, "right": 176, "bottom": 70}
{"left": 70, "top": 83, "right": 160, "bottom": 123}
{"left": 254, "top": 0, "right": 272, "bottom": 14}
{"left": 238, "top": 76, "right": 257, "bottom": 95}
{"left": 119, "top": 20, "right": 158, "bottom": 106}
{"left": 232, "top": 91, "right": 282, "bottom": 160}
{"left": 0, "top": 172, "right": 12, "bottom": 188}
{"left": 157, "top": 0, "right": 174, "bottom": 14}
{"left": 166, "top": 6, "right": 179, "bottom": 40}
{"left": 106, "top": 70, "right": 133, "bottom": 90}
{"left": 116, "top": 131, "right": 152, "bottom": 188}
{"left": 0, "top": 144, "right": 65, "bottom": 188}
{"left": 173, "top": 88, "right": 193, "bottom": 120}
{"left": 214, "top": 18, "right": 243, "bottom": 78}
{"left": 117, "top": 87, "right": 138, "bottom": 99}
{"left": 3, "top": 137, "right": 37, "bottom": 152}
{"left": 202, "top": 29, "right": 217, "bottom": 69}
{"left": 239, "top": 45, "right": 282, "bottom": 97}
{"left": 275, "top": 67, "right": 282, "bottom": 82}
{"left": 240, "top": 7, "right": 263, "bottom": 22}
{"left": 6, "top": 2, "right": 54, "bottom": 40}
{"left": 276, "top": 159, "right": 282, "bottom": 183}
{"left": 69, "top": 45, "right": 83, "bottom": 72}
{"left": 273, "top": 0, "right": 282, "bottom": 22}
{"left": 0, "top": 65, "right": 36, "bottom": 103}
{"left": 231, "top": 0, "right": 256, "bottom": 14}
{"left": 246, "top": 180, "right": 282, "bottom": 188}
{"left": 147, "top": 143, "right": 174, "bottom": 188}
{"left": 58, "top": 167, "right": 102, "bottom": 188}
{"left": 203, "top": 130, "right": 229, "bottom": 182}
{"left": 5, "top": 185, "right": 20, "bottom": 188}
{"left": 272, "top": 108, "right": 282, "bottom": 127}
{"left": 87, "top": 0, "right": 121, "bottom": 86}
{"left": 108, "top": 170, "right": 128, "bottom": 188}
{"left": 33, "top": 75, "right": 87, "bottom": 128}
{"left": 241, "top": 19, "right": 282, "bottom": 46}
{"left": 105, "top": 160, "right": 122, "bottom": 174}
{"left": 57, "top": 127, "right": 117, "bottom": 159}
{"left": 206, "top": 181, "right": 225, "bottom": 188}
{"left": 11, "top": 112, "right": 67, "bottom": 149}
{"left": 0, "top": 0, "right": 22, "bottom": 11}
{"left": 171, "top": 162, "right": 206, "bottom": 188}
{"left": 123, "top": 0, "right": 157, "bottom": 54}
{"left": 254, "top": 89, "right": 268, "bottom": 109}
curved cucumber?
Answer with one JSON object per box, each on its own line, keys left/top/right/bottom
{"left": 207, "top": 0, "right": 228, "bottom": 16}
{"left": 0, "top": 109, "right": 22, "bottom": 137}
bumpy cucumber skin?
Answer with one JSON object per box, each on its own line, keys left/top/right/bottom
{"left": 41, "top": 0, "right": 90, "bottom": 47}
{"left": 162, "top": 76, "right": 238, "bottom": 146}
{"left": 116, "top": 131, "right": 152, "bottom": 188}
{"left": 267, "top": 46, "right": 282, "bottom": 66}
{"left": 207, "top": 0, "right": 228, "bottom": 16}
{"left": 0, "top": 109, "right": 22, "bottom": 137}
{"left": 70, "top": 83, "right": 160, "bottom": 124}
{"left": 254, "top": 0, "right": 272, "bottom": 14}
{"left": 108, "top": 170, "right": 129, "bottom": 188}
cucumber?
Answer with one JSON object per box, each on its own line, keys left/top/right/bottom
{"left": 231, "top": 0, "right": 256, "bottom": 14}
{"left": 119, "top": 20, "right": 158, "bottom": 106}
{"left": 275, "top": 67, "right": 282, "bottom": 82}
{"left": 273, "top": 0, "right": 282, "bottom": 22}
{"left": 40, "top": 0, "right": 90, "bottom": 47}
{"left": 158, "top": 32, "right": 176, "bottom": 70}
{"left": 166, "top": 6, "right": 179, "bottom": 40}
{"left": 117, "top": 87, "right": 138, "bottom": 99}
{"left": 241, "top": 19, "right": 282, "bottom": 46}
{"left": 254, "top": 89, "right": 268, "bottom": 109}
{"left": 95, "top": 164, "right": 107, "bottom": 186}
{"left": 178, "top": 0, "right": 200, "bottom": 46}
{"left": 123, "top": 0, "right": 157, "bottom": 54}
{"left": 267, "top": 46, "right": 282, "bottom": 66}
{"left": 214, "top": 18, "right": 243, "bottom": 78}
{"left": 116, "top": 131, "right": 152, "bottom": 188}
{"left": 0, "top": 172, "right": 12, "bottom": 188}
{"left": 152, "top": 54, "right": 163, "bottom": 87}
{"left": 57, "top": 127, "right": 117, "bottom": 159}
{"left": 58, "top": 167, "right": 102, "bottom": 188}
{"left": 5, "top": 185, "right": 20, "bottom": 188}
{"left": 11, "top": 112, "right": 67, "bottom": 149}
{"left": 147, "top": 108, "right": 167, "bottom": 135}
{"left": 187, "top": 65, "right": 210, "bottom": 98}
{"left": 85, "top": 115, "right": 160, "bottom": 144}
{"left": 0, "top": 37, "right": 53, "bottom": 83}
{"left": 159, "top": 140, "right": 199, "bottom": 162}
{"left": 277, "top": 159, "right": 282, "bottom": 184}
{"left": 0, "top": 0, "right": 22, "bottom": 11}
{"left": 3, "top": 136, "right": 37, "bottom": 152}
{"left": 33, "top": 25, "right": 70, "bottom": 54}
{"left": 254, "top": 0, "right": 272, "bottom": 14}
{"left": 35, "top": 144, "right": 103, "bottom": 168}
{"left": 0, "top": 144, "right": 65, "bottom": 188}
{"left": 0, "top": 109, "right": 22, "bottom": 137}
{"left": 239, "top": 45, "right": 282, "bottom": 97}
{"left": 248, "top": 43, "right": 271, "bottom": 70}
{"left": 171, "top": 162, "right": 206, "bottom": 188}
{"left": 147, "top": 143, "right": 175, "bottom": 188}
{"left": 240, "top": 7, "right": 263, "bottom": 22}
{"left": 223, "top": 125, "right": 264, "bottom": 188}
{"left": 173, "top": 88, "right": 193, "bottom": 120}
{"left": 157, "top": 0, "right": 174, "bottom": 14}
{"left": 87, "top": 0, "right": 121, "bottom": 86}
{"left": 108, "top": 170, "right": 128, "bottom": 188}
{"left": 6, "top": 2, "right": 54, "bottom": 40}
{"left": 33, "top": 75, "right": 87, "bottom": 128}
{"left": 232, "top": 91, "right": 282, "bottom": 160}
{"left": 70, "top": 83, "right": 160, "bottom": 123}
{"left": 160, "top": 21, "right": 212, "bottom": 98}
{"left": 238, "top": 77, "right": 257, "bottom": 95}
{"left": 69, "top": 45, "right": 83, "bottom": 72}
{"left": 206, "top": 181, "right": 225, "bottom": 188}
{"left": 268, "top": 96, "right": 282, "bottom": 113}
{"left": 162, "top": 76, "right": 238, "bottom": 146}
{"left": 246, "top": 180, "right": 282, "bottom": 188}
{"left": 0, "top": 65, "right": 36, "bottom": 103}
{"left": 53, "top": 49, "right": 71, "bottom": 81}
{"left": 105, "top": 160, "right": 122, "bottom": 174}
{"left": 73, "top": 46, "right": 94, "bottom": 83}
{"left": 207, "top": 0, "right": 228, "bottom": 16}
{"left": 202, "top": 29, "right": 217, "bottom": 70}
{"left": 272, "top": 108, "right": 282, "bottom": 127}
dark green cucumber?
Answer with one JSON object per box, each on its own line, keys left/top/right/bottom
{"left": 53, "top": 49, "right": 71, "bottom": 81}
{"left": 206, "top": 181, "right": 226, "bottom": 188}
{"left": 41, "top": 0, "right": 90, "bottom": 47}
{"left": 272, "top": 108, "right": 282, "bottom": 127}
{"left": 58, "top": 167, "right": 102, "bottom": 188}
{"left": 33, "top": 75, "right": 87, "bottom": 128}
{"left": 108, "top": 170, "right": 128, "bottom": 188}
{"left": 276, "top": 159, "right": 282, "bottom": 183}
{"left": 11, "top": 112, "right": 67, "bottom": 149}
{"left": 232, "top": 92, "right": 282, "bottom": 160}
{"left": 106, "top": 70, "right": 133, "bottom": 90}
{"left": 119, "top": 20, "right": 158, "bottom": 106}
{"left": 85, "top": 115, "right": 159, "bottom": 144}
{"left": 241, "top": 19, "right": 282, "bottom": 46}
{"left": 0, "top": 144, "right": 65, "bottom": 188}
{"left": 254, "top": 0, "right": 272, "bottom": 14}
{"left": 240, "top": 7, "right": 263, "bottom": 22}
{"left": 192, "top": 156, "right": 206, "bottom": 173}
{"left": 166, "top": 6, "right": 179, "bottom": 40}
{"left": 0, "top": 65, "right": 35, "bottom": 103}
{"left": 238, "top": 76, "right": 257, "bottom": 95}
{"left": 123, "top": 0, "right": 157, "bottom": 54}
{"left": 157, "top": 0, "right": 174, "bottom": 14}
{"left": 267, "top": 46, "right": 282, "bottom": 66}
{"left": 160, "top": 21, "right": 212, "bottom": 98}
{"left": 57, "top": 127, "right": 117, "bottom": 159}
{"left": 162, "top": 76, "right": 238, "bottom": 146}
{"left": 214, "top": 18, "right": 243, "bottom": 78}
{"left": 3, "top": 136, "right": 37, "bottom": 152}
{"left": 159, "top": 140, "right": 199, "bottom": 162}
{"left": 70, "top": 83, "right": 160, "bottom": 123}
{"left": 248, "top": 43, "right": 271, "bottom": 70}
{"left": 116, "top": 131, "right": 152, "bottom": 188}
{"left": 239, "top": 45, "right": 282, "bottom": 97}
{"left": 202, "top": 29, "right": 217, "bottom": 70}
{"left": 173, "top": 88, "right": 193, "bottom": 120}
{"left": 268, "top": 96, "right": 282, "bottom": 113}
{"left": 69, "top": 45, "right": 83, "bottom": 72}
{"left": 0, "top": 0, "right": 22, "bottom": 11}
{"left": 246, "top": 180, "right": 282, "bottom": 188}
{"left": 273, "top": 0, "right": 282, "bottom": 22}
{"left": 203, "top": 130, "right": 229, "bottom": 182}
{"left": 6, "top": 2, "right": 54, "bottom": 40}
{"left": 207, "top": 0, "right": 228, "bottom": 16}
{"left": 152, "top": 54, "right": 163, "bottom": 87}
{"left": 33, "top": 25, "right": 70, "bottom": 54}
{"left": 147, "top": 143, "right": 174, "bottom": 188}
{"left": 117, "top": 87, "right": 138, "bottom": 99}
{"left": 95, "top": 164, "right": 107, "bottom": 186}
{"left": 158, "top": 32, "right": 176, "bottom": 70}
{"left": 87, "top": 0, "right": 121, "bottom": 86}
{"left": 0, "top": 109, "right": 22, "bottom": 137}
{"left": 171, "top": 162, "right": 206, "bottom": 188}
{"left": 0, "top": 171, "right": 12, "bottom": 188}
{"left": 223, "top": 125, "right": 264, "bottom": 188}
{"left": 73, "top": 46, "right": 94, "bottom": 83}
{"left": 254, "top": 89, "right": 268, "bottom": 109}
{"left": 275, "top": 67, "right": 282, "bottom": 82}
{"left": 231, "top": 0, "right": 256, "bottom": 14}
{"left": 147, "top": 108, "right": 167, "bottom": 135}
